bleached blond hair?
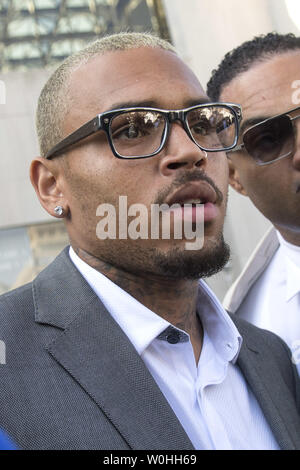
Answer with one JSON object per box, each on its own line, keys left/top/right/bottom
{"left": 36, "top": 32, "right": 176, "bottom": 157}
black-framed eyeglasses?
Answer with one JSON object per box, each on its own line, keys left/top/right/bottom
{"left": 229, "top": 106, "right": 300, "bottom": 165}
{"left": 45, "top": 103, "right": 242, "bottom": 160}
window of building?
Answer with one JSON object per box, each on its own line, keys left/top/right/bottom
{"left": 0, "top": 0, "right": 170, "bottom": 71}
{"left": 0, "top": 221, "right": 69, "bottom": 293}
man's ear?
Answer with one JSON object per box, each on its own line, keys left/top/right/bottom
{"left": 227, "top": 158, "right": 248, "bottom": 196}
{"left": 30, "top": 157, "right": 69, "bottom": 218}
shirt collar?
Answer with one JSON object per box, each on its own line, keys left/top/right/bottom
{"left": 284, "top": 257, "right": 300, "bottom": 302}
{"left": 276, "top": 231, "right": 300, "bottom": 302}
{"left": 196, "top": 280, "right": 242, "bottom": 363}
{"left": 69, "top": 247, "right": 242, "bottom": 362}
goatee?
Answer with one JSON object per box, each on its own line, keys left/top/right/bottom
{"left": 150, "top": 233, "right": 230, "bottom": 280}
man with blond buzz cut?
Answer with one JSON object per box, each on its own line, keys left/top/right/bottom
{"left": 207, "top": 33, "right": 300, "bottom": 375}
{"left": 0, "top": 32, "right": 299, "bottom": 450}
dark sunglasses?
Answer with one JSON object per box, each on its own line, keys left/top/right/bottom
{"left": 45, "top": 103, "right": 242, "bottom": 160}
{"left": 229, "top": 106, "right": 300, "bottom": 165}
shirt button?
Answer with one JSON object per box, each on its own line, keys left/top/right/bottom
{"left": 167, "top": 331, "right": 180, "bottom": 344}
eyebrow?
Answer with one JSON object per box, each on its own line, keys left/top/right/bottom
{"left": 105, "top": 97, "right": 211, "bottom": 112}
{"left": 240, "top": 106, "right": 300, "bottom": 135}
{"left": 239, "top": 116, "right": 271, "bottom": 134}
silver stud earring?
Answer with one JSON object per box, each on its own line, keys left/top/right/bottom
{"left": 202, "top": 150, "right": 208, "bottom": 159}
{"left": 54, "top": 206, "right": 64, "bottom": 216}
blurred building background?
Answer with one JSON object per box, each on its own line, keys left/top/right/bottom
{"left": 0, "top": 0, "right": 299, "bottom": 298}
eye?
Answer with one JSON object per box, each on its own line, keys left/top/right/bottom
{"left": 111, "top": 112, "right": 164, "bottom": 141}
{"left": 190, "top": 119, "right": 210, "bottom": 136}
{"left": 252, "top": 132, "right": 279, "bottom": 151}
{"left": 112, "top": 121, "right": 146, "bottom": 140}
{"left": 124, "top": 124, "right": 142, "bottom": 139}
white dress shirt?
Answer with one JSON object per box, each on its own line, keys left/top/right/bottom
{"left": 236, "top": 231, "right": 300, "bottom": 375}
{"left": 69, "top": 247, "right": 279, "bottom": 450}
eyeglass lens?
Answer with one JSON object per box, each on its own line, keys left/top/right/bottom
{"left": 243, "top": 115, "right": 294, "bottom": 164}
{"left": 187, "top": 106, "right": 237, "bottom": 151}
{"left": 109, "top": 106, "right": 237, "bottom": 158}
{"left": 110, "top": 111, "right": 166, "bottom": 157}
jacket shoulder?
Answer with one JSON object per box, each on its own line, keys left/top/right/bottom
{"left": 232, "top": 313, "right": 292, "bottom": 356}
{"left": 0, "top": 282, "right": 34, "bottom": 313}
{"left": 0, "top": 283, "right": 35, "bottom": 336}
{"left": 231, "top": 314, "right": 300, "bottom": 404}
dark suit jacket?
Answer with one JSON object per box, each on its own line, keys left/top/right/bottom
{"left": 0, "top": 247, "right": 299, "bottom": 450}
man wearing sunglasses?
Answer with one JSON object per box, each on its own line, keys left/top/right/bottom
{"left": 207, "top": 33, "right": 300, "bottom": 374}
{"left": 0, "top": 32, "right": 299, "bottom": 450}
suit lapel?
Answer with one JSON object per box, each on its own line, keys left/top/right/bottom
{"left": 33, "top": 248, "right": 194, "bottom": 450}
{"left": 235, "top": 323, "right": 300, "bottom": 450}
{"left": 34, "top": 248, "right": 300, "bottom": 450}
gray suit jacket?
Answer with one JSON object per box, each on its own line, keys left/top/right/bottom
{"left": 0, "top": 247, "right": 299, "bottom": 450}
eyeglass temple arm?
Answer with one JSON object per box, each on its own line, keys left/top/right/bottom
{"left": 45, "top": 116, "right": 102, "bottom": 159}
{"left": 228, "top": 143, "right": 244, "bottom": 153}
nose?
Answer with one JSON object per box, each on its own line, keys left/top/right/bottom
{"left": 159, "top": 121, "right": 208, "bottom": 176}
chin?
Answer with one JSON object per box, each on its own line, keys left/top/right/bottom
{"left": 150, "top": 235, "right": 230, "bottom": 280}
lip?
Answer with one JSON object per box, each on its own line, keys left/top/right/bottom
{"left": 165, "top": 181, "right": 217, "bottom": 207}
{"left": 169, "top": 203, "right": 218, "bottom": 223}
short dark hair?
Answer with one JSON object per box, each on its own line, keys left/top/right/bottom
{"left": 207, "top": 32, "right": 300, "bottom": 101}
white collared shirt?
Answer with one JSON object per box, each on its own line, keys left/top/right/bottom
{"left": 236, "top": 231, "right": 300, "bottom": 375}
{"left": 69, "top": 247, "right": 279, "bottom": 450}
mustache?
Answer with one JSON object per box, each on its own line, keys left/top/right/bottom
{"left": 154, "top": 170, "right": 224, "bottom": 206}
